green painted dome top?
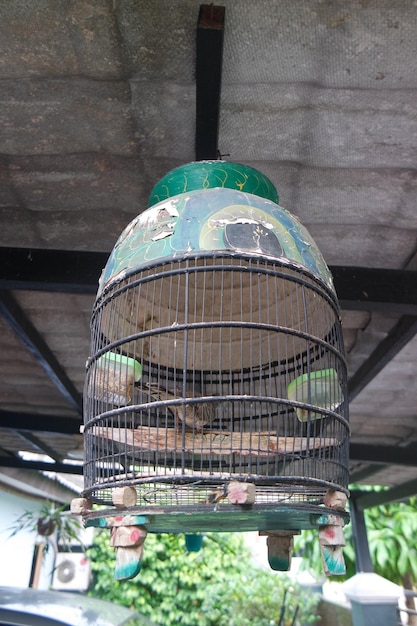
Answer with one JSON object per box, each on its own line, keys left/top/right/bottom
{"left": 149, "top": 161, "right": 279, "bottom": 206}
{"left": 98, "top": 161, "right": 335, "bottom": 298}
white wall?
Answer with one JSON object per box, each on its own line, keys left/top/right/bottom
{"left": 0, "top": 489, "right": 55, "bottom": 589}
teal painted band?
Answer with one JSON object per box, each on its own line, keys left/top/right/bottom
{"left": 97, "top": 185, "right": 335, "bottom": 296}
{"left": 268, "top": 556, "right": 291, "bottom": 571}
{"left": 84, "top": 507, "right": 349, "bottom": 534}
{"left": 114, "top": 560, "right": 142, "bottom": 581}
{"left": 148, "top": 161, "right": 279, "bottom": 206}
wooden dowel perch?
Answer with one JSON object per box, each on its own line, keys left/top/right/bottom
{"left": 89, "top": 425, "right": 337, "bottom": 457}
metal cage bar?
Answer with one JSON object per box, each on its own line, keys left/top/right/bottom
{"left": 83, "top": 254, "right": 349, "bottom": 508}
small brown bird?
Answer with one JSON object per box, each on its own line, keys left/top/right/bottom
{"left": 203, "top": 485, "right": 228, "bottom": 504}
{"left": 142, "top": 382, "right": 216, "bottom": 432}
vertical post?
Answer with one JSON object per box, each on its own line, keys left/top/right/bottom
{"left": 349, "top": 491, "right": 373, "bottom": 573}
{"left": 196, "top": 4, "right": 225, "bottom": 160}
{"left": 29, "top": 542, "right": 45, "bottom": 589}
{"left": 342, "top": 573, "right": 401, "bottom": 626}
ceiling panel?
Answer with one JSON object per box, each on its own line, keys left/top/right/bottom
{"left": 0, "top": 0, "right": 416, "bottom": 497}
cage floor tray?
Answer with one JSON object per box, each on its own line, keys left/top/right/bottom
{"left": 85, "top": 503, "right": 349, "bottom": 534}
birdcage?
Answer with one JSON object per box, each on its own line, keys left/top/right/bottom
{"left": 79, "top": 161, "right": 349, "bottom": 578}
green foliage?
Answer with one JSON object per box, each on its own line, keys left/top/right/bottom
{"left": 7, "top": 501, "right": 82, "bottom": 554}
{"left": 202, "top": 570, "right": 319, "bottom": 626}
{"left": 294, "top": 493, "right": 417, "bottom": 587}
{"left": 366, "top": 497, "right": 417, "bottom": 585}
{"left": 87, "top": 530, "right": 319, "bottom": 626}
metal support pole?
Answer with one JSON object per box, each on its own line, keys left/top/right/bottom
{"left": 349, "top": 491, "right": 373, "bottom": 573}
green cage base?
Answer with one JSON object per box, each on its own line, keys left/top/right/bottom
{"left": 84, "top": 502, "right": 349, "bottom": 534}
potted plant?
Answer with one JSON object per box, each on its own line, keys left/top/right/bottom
{"left": 8, "top": 500, "right": 83, "bottom": 553}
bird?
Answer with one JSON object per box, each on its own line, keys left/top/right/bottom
{"left": 203, "top": 485, "right": 228, "bottom": 504}
{"left": 140, "top": 382, "right": 216, "bottom": 432}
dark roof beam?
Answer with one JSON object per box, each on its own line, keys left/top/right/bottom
{"left": 1, "top": 248, "right": 417, "bottom": 315}
{"left": 348, "top": 315, "right": 417, "bottom": 402}
{"left": 350, "top": 442, "right": 417, "bottom": 467}
{"left": 195, "top": 4, "right": 225, "bottom": 160}
{"left": 0, "top": 411, "right": 81, "bottom": 435}
{"left": 0, "top": 291, "right": 83, "bottom": 414}
{"left": 0, "top": 455, "right": 83, "bottom": 475}
{"left": 354, "top": 479, "right": 417, "bottom": 509}
{"left": 349, "top": 465, "right": 382, "bottom": 484}
{"left": 333, "top": 266, "right": 417, "bottom": 315}
{"left": 15, "top": 430, "right": 64, "bottom": 463}
{"left": 0, "top": 247, "right": 103, "bottom": 294}
{"left": 4, "top": 410, "right": 417, "bottom": 469}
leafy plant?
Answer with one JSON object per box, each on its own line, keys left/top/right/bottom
{"left": 8, "top": 500, "right": 82, "bottom": 554}
{"left": 366, "top": 499, "right": 417, "bottom": 584}
{"left": 202, "top": 570, "right": 319, "bottom": 626}
{"left": 87, "top": 530, "right": 319, "bottom": 626}
{"left": 295, "top": 493, "right": 417, "bottom": 582}
{"left": 294, "top": 492, "right": 417, "bottom": 624}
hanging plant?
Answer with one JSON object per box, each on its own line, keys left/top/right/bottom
{"left": 7, "top": 500, "right": 83, "bottom": 553}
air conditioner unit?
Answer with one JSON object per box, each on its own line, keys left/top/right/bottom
{"left": 52, "top": 552, "right": 92, "bottom": 591}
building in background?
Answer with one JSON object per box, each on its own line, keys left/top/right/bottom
{"left": 0, "top": 465, "right": 88, "bottom": 590}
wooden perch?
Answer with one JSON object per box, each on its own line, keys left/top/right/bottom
{"left": 260, "top": 530, "right": 300, "bottom": 571}
{"left": 89, "top": 425, "right": 337, "bottom": 457}
{"left": 112, "top": 486, "right": 137, "bottom": 508}
{"left": 319, "top": 520, "right": 347, "bottom": 576}
{"left": 228, "top": 481, "right": 256, "bottom": 504}
{"left": 323, "top": 489, "right": 348, "bottom": 510}
{"left": 319, "top": 524, "right": 345, "bottom": 546}
{"left": 114, "top": 544, "right": 144, "bottom": 580}
{"left": 110, "top": 525, "right": 147, "bottom": 548}
{"left": 70, "top": 497, "right": 92, "bottom": 515}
